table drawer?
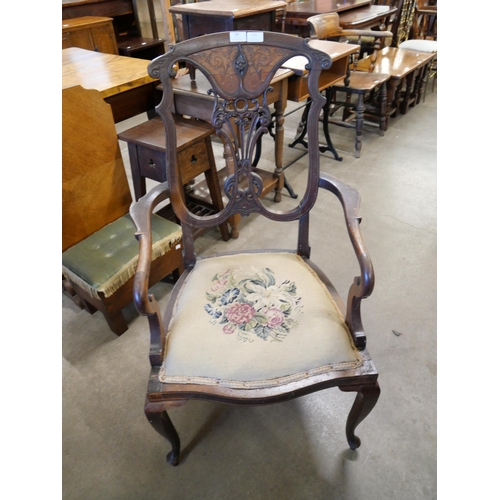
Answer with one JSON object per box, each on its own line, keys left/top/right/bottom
{"left": 137, "top": 147, "right": 167, "bottom": 182}
{"left": 178, "top": 139, "right": 210, "bottom": 185}
{"left": 137, "top": 139, "right": 209, "bottom": 184}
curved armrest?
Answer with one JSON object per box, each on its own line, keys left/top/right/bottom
{"left": 130, "top": 181, "right": 170, "bottom": 315}
{"left": 340, "top": 29, "right": 393, "bottom": 39}
{"left": 319, "top": 173, "right": 374, "bottom": 348}
{"left": 130, "top": 181, "right": 171, "bottom": 365}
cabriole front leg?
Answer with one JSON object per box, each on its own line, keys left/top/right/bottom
{"left": 341, "top": 382, "right": 380, "bottom": 450}
{"left": 145, "top": 403, "right": 181, "bottom": 466}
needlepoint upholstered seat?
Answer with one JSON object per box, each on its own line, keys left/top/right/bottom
{"left": 131, "top": 31, "right": 380, "bottom": 466}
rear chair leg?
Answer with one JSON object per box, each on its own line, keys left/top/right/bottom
{"left": 341, "top": 382, "right": 380, "bottom": 450}
{"left": 145, "top": 407, "right": 181, "bottom": 466}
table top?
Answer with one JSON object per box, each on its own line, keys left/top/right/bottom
{"left": 358, "top": 46, "right": 435, "bottom": 79}
{"left": 282, "top": 39, "right": 359, "bottom": 75}
{"left": 62, "top": 47, "right": 156, "bottom": 98}
{"left": 62, "top": 16, "right": 113, "bottom": 30}
{"left": 172, "top": 67, "right": 293, "bottom": 98}
{"left": 169, "top": 0, "right": 287, "bottom": 18}
{"left": 62, "top": 0, "right": 113, "bottom": 6}
{"left": 286, "top": 0, "right": 372, "bottom": 17}
{"left": 339, "top": 5, "right": 397, "bottom": 28}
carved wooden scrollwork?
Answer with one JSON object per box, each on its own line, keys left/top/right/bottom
{"left": 148, "top": 32, "right": 332, "bottom": 227}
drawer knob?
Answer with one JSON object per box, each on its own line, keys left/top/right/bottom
{"left": 190, "top": 155, "right": 197, "bottom": 164}
{"left": 148, "top": 159, "right": 156, "bottom": 168}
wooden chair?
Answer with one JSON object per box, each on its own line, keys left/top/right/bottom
{"left": 274, "top": 0, "right": 298, "bottom": 32}
{"left": 131, "top": 31, "right": 380, "bottom": 466}
{"left": 62, "top": 85, "right": 184, "bottom": 335}
{"left": 409, "top": 0, "right": 437, "bottom": 41}
{"left": 398, "top": 0, "right": 437, "bottom": 101}
{"left": 307, "top": 13, "right": 392, "bottom": 157}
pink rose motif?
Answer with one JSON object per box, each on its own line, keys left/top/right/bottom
{"left": 223, "top": 324, "right": 235, "bottom": 335}
{"left": 226, "top": 303, "right": 255, "bottom": 325}
{"left": 264, "top": 308, "right": 284, "bottom": 328}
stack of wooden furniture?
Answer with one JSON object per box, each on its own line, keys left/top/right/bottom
{"left": 307, "top": 13, "right": 392, "bottom": 158}
{"left": 306, "top": 0, "right": 435, "bottom": 147}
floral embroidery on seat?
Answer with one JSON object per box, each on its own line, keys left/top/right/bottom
{"left": 204, "top": 267, "right": 303, "bottom": 342}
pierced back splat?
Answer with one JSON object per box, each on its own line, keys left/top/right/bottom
{"left": 148, "top": 32, "right": 332, "bottom": 237}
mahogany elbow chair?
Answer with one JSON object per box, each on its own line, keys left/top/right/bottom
{"left": 131, "top": 31, "right": 380, "bottom": 466}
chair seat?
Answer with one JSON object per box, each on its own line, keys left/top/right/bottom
{"left": 332, "top": 71, "right": 391, "bottom": 92}
{"left": 160, "top": 252, "right": 362, "bottom": 389}
{"left": 399, "top": 39, "right": 437, "bottom": 53}
{"left": 62, "top": 213, "right": 182, "bottom": 299}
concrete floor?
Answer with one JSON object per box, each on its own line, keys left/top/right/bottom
{"left": 62, "top": 84, "right": 437, "bottom": 499}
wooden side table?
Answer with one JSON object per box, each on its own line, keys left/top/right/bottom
{"left": 118, "top": 115, "right": 231, "bottom": 242}
{"left": 169, "top": 0, "right": 287, "bottom": 41}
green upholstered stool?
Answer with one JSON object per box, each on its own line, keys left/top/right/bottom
{"left": 63, "top": 85, "right": 185, "bottom": 336}
{"left": 63, "top": 213, "right": 183, "bottom": 335}
{"left": 63, "top": 214, "right": 182, "bottom": 300}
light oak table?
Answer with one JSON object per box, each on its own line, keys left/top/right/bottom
{"left": 62, "top": 47, "right": 158, "bottom": 122}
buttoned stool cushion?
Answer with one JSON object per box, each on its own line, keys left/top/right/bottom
{"left": 160, "top": 252, "right": 363, "bottom": 389}
{"left": 62, "top": 214, "right": 182, "bottom": 299}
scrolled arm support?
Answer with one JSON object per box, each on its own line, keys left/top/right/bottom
{"left": 319, "top": 173, "right": 374, "bottom": 348}
{"left": 130, "top": 182, "right": 172, "bottom": 365}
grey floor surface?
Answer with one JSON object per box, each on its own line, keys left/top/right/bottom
{"left": 62, "top": 83, "right": 437, "bottom": 499}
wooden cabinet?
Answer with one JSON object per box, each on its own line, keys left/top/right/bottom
{"left": 62, "top": 1, "right": 165, "bottom": 60}
{"left": 62, "top": 16, "right": 118, "bottom": 54}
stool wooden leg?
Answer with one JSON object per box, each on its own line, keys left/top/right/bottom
{"left": 203, "top": 137, "right": 230, "bottom": 242}
{"left": 273, "top": 91, "right": 285, "bottom": 203}
{"left": 400, "top": 72, "right": 415, "bottom": 114}
{"left": 354, "top": 92, "right": 364, "bottom": 159}
{"left": 379, "top": 81, "right": 387, "bottom": 135}
{"left": 229, "top": 214, "right": 240, "bottom": 239}
{"left": 101, "top": 308, "right": 128, "bottom": 336}
{"left": 127, "top": 144, "right": 147, "bottom": 201}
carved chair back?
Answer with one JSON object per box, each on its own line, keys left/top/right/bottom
{"left": 307, "top": 13, "right": 393, "bottom": 73}
{"left": 148, "top": 31, "right": 332, "bottom": 266}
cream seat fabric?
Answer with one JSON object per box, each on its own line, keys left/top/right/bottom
{"left": 399, "top": 39, "right": 436, "bottom": 52}
{"left": 161, "top": 252, "right": 362, "bottom": 389}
